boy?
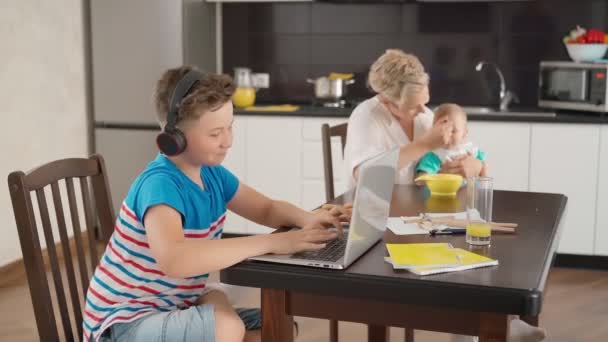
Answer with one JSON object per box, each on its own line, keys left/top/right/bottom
{"left": 416, "top": 103, "right": 488, "bottom": 177}
{"left": 83, "top": 66, "right": 347, "bottom": 342}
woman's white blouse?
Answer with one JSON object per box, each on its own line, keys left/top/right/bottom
{"left": 344, "top": 96, "right": 434, "bottom": 188}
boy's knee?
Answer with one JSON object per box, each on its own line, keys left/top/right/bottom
{"left": 214, "top": 305, "right": 245, "bottom": 342}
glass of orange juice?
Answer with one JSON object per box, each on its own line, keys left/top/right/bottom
{"left": 233, "top": 87, "right": 256, "bottom": 108}
{"left": 465, "top": 176, "right": 493, "bottom": 246}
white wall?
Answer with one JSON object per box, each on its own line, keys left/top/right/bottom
{"left": 0, "top": 0, "right": 89, "bottom": 266}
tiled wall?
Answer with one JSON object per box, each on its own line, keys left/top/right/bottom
{"left": 223, "top": 0, "right": 608, "bottom": 106}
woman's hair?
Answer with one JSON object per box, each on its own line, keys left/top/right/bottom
{"left": 153, "top": 65, "right": 235, "bottom": 128}
{"left": 367, "top": 49, "right": 429, "bottom": 103}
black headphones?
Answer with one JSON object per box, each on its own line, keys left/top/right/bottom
{"left": 156, "top": 70, "right": 202, "bottom": 156}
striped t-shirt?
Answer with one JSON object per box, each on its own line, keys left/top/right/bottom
{"left": 83, "top": 153, "right": 239, "bottom": 341}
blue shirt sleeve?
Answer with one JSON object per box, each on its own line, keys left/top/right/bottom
{"left": 134, "top": 174, "right": 186, "bottom": 222}
{"left": 416, "top": 152, "right": 442, "bottom": 174}
{"left": 217, "top": 165, "right": 240, "bottom": 202}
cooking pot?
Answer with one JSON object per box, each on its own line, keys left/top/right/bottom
{"left": 306, "top": 77, "right": 355, "bottom": 100}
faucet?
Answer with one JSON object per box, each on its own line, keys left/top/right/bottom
{"left": 475, "top": 61, "right": 519, "bottom": 111}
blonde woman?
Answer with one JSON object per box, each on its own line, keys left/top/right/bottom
{"left": 345, "top": 50, "right": 546, "bottom": 342}
{"left": 344, "top": 49, "right": 483, "bottom": 187}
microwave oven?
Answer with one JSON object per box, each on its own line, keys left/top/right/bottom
{"left": 538, "top": 61, "right": 608, "bottom": 113}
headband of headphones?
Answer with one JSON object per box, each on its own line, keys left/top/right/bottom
{"left": 165, "top": 70, "right": 202, "bottom": 131}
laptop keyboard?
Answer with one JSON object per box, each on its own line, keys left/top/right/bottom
{"left": 290, "top": 233, "right": 348, "bottom": 262}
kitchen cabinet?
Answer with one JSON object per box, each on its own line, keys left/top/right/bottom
{"left": 244, "top": 116, "right": 303, "bottom": 233}
{"left": 301, "top": 118, "right": 349, "bottom": 210}
{"left": 595, "top": 126, "right": 608, "bottom": 255}
{"left": 468, "top": 122, "right": 531, "bottom": 192}
{"left": 226, "top": 115, "right": 607, "bottom": 257}
{"left": 222, "top": 116, "right": 249, "bottom": 234}
{"left": 529, "top": 123, "right": 600, "bottom": 255}
{"left": 222, "top": 115, "right": 348, "bottom": 234}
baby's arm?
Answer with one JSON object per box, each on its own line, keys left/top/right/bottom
{"left": 480, "top": 161, "right": 489, "bottom": 176}
{"left": 415, "top": 152, "right": 442, "bottom": 178}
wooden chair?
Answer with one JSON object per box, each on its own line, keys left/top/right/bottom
{"left": 321, "top": 123, "right": 348, "bottom": 204}
{"left": 321, "top": 123, "right": 415, "bottom": 342}
{"left": 321, "top": 123, "right": 346, "bottom": 342}
{"left": 8, "top": 154, "right": 115, "bottom": 341}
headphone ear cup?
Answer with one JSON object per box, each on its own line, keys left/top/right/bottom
{"left": 156, "top": 129, "right": 187, "bottom": 156}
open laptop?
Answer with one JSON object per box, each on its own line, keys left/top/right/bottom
{"left": 248, "top": 147, "right": 398, "bottom": 270}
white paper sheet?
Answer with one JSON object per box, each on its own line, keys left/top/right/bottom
{"left": 387, "top": 210, "right": 481, "bottom": 235}
{"left": 386, "top": 217, "right": 428, "bottom": 235}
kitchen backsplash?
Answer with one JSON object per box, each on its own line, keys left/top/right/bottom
{"left": 222, "top": 0, "right": 608, "bottom": 106}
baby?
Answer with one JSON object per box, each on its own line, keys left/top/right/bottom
{"left": 416, "top": 103, "right": 487, "bottom": 177}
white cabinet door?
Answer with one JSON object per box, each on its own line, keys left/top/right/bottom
{"left": 300, "top": 118, "right": 348, "bottom": 209}
{"left": 529, "top": 123, "right": 600, "bottom": 255}
{"left": 245, "top": 116, "right": 302, "bottom": 233}
{"left": 467, "top": 122, "right": 531, "bottom": 191}
{"left": 595, "top": 126, "right": 608, "bottom": 255}
{"left": 222, "top": 116, "right": 249, "bottom": 234}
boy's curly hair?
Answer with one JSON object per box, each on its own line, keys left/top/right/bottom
{"left": 153, "top": 66, "right": 235, "bottom": 128}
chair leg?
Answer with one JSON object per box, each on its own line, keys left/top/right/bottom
{"left": 330, "top": 319, "right": 339, "bottom": 342}
{"left": 404, "top": 327, "right": 414, "bottom": 342}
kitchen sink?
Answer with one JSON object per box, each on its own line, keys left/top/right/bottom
{"left": 458, "top": 106, "right": 556, "bottom": 117}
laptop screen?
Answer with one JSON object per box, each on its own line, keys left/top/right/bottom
{"left": 343, "top": 148, "right": 398, "bottom": 266}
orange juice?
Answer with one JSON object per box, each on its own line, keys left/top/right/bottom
{"left": 466, "top": 223, "right": 491, "bottom": 245}
{"left": 233, "top": 87, "right": 256, "bottom": 108}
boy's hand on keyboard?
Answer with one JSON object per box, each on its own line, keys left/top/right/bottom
{"left": 269, "top": 228, "right": 338, "bottom": 255}
{"left": 307, "top": 203, "right": 353, "bottom": 235}
{"left": 302, "top": 210, "right": 345, "bottom": 235}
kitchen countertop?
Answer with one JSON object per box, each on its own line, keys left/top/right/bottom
{"left": 235, "top": 105, "right": 608, "bottom": 124}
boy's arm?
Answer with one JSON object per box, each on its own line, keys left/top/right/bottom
{"left": 144, "top": 204, "right": 336, "bottom": 278}
{"left": 227, "top": 182, "right": 344, "bottom": 231}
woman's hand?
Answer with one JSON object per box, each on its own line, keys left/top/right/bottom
{"left": 419, "top": 118, "right": 453, "bottom": 150}
{"left": 268, "top": 228, "right": 338, "bottom": 255}
{"left": 439, "top": 154, "right": 483, "bottom": 178}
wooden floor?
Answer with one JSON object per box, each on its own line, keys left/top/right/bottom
{"left": 1, "top": 267, "right": 607, "bottom": 341}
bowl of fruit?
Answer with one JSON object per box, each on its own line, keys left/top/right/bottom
{"left": 563, "top": 26, "right": 608, "bottom": 62}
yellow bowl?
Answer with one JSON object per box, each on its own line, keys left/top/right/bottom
{"left": 415, "top": 174, "right": 463, "bottom": 197}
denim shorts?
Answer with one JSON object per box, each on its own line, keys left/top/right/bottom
{"left": 97, "top": 305, "right": 261, "bottom": 342}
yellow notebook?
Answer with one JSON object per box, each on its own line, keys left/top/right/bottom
{"left": 385, "top": 243, "right": 498, "bottom": 276}
{"left": 385, "top": 243, "right": 461, "bottom": 268}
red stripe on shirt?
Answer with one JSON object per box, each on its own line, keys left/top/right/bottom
{"left": 184, "top": 216, "right": 225, "bottom": 238}
{"left": 85, "top": 310, "right": 103, "bottom": 322}
{"left": 104, "top": 310, "right": 153, "bottom": 329}
{"left": 121, "top": 203, "right": 139, "bottom": 222}
{"left": 98, "top": 265, "right": 160, "bottom": 295}
{"left": 115, "top": 224, "right": 149, "bottom": 248}
{"left": 89, "top": 287, "right": 116, "bottom": 305}
{"left": 107, "top": 240, "right": 164, "bottom": 276}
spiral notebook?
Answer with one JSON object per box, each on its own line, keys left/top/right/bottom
{"left": 384, "top": 243, "right": 498, "bottom": 276}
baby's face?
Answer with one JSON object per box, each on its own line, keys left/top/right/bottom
{"left": 438, "top": 112, "right": 467, "bottom": 148}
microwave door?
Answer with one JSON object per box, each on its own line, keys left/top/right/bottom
{"left": 541, "top": 69, "right": 587, "bottom": 102}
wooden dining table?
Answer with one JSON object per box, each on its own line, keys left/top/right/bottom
{"left": 221, "top": 185, "right": 567, "bottom": 342}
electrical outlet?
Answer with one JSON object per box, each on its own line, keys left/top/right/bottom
{"left": 251, "top": 73, "right": 270, "bottom": 89}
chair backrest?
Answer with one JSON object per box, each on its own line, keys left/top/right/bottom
{"left": 321, "top": 123, "right": 348, "bottom": 202}
{"left": 7, "top": 154, "right": 115, "bottom": 342}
